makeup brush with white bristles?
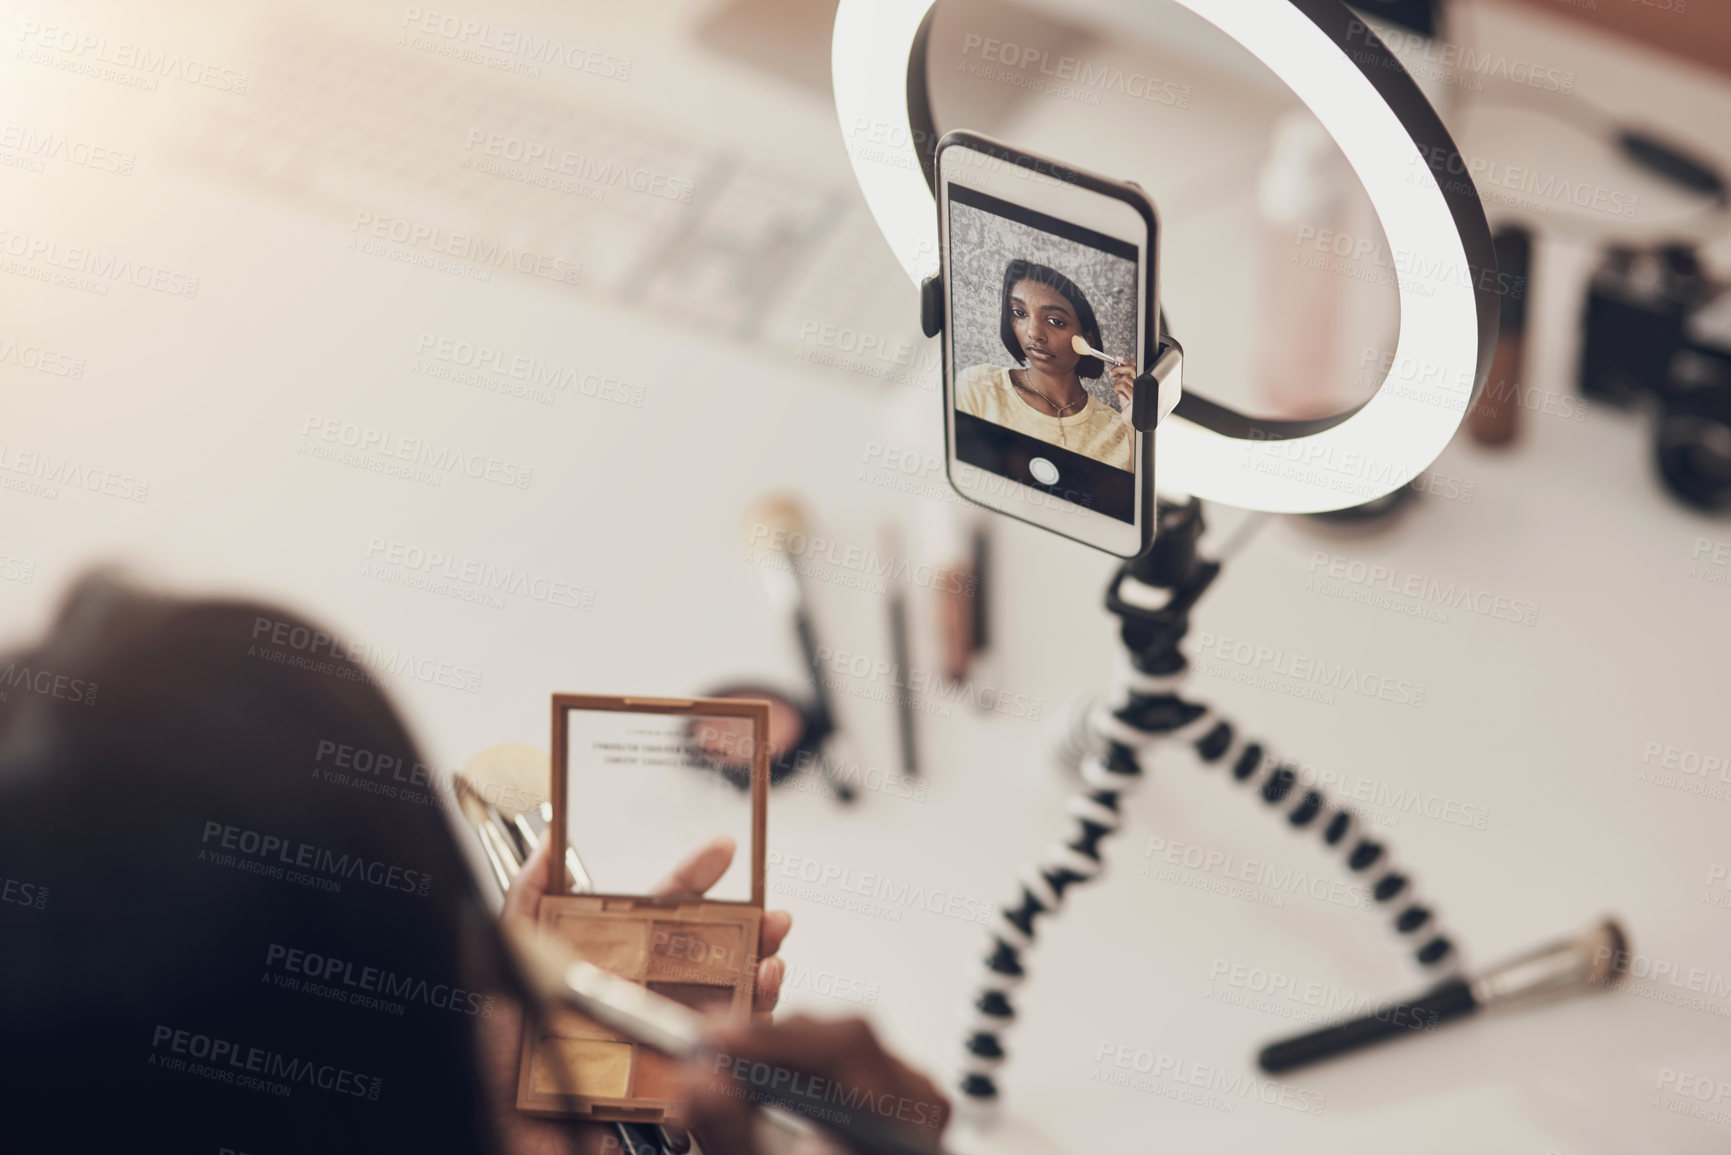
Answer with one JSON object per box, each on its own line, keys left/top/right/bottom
{"left": 1258, "top": 918, "right": 1630, "bottom": 1073}
{"left": 1071, "top": 334, "right": 1129, "bottom": 365}
{"left": 1072, "top": 335, "right": 1185, "bottom": 422}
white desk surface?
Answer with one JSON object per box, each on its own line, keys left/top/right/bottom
{"left": 4, "top": 1, "right": 1729, "bottom": 1151}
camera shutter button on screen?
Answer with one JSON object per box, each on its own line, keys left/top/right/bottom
{"left": 1029, "top": 457, "right": 1060, "bottom": 485}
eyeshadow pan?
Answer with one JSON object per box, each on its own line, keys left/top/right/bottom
{"left": 552, "top": 913, "right": 649, "bottom": 981}
{"left": 647, "top": 921, "right": 747, "bottom": 985}
{"left": 647, "top": 981, "right": 738, "bottom": 1014}
{"left": 548, "top": 1009, "right": 625, "bottom": 1043}
{"left": 531, "top": 1036, "right": 634, "bottom": 1099}
{"left": 629, "top": 1049, "right": 684, "bottom": 1101}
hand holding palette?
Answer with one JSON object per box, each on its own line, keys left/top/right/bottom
{"left": 516, "top": 694, "right": 769, "bottom": 1124}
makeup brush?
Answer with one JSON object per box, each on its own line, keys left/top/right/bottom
{"left": 453, "top": 768, "right": 526, "bottom": 894}
{"left": 455, "top": 784, "right": 519, "bottom": 895}
{"left": 1070, "top": 334, "right": 1129, "bottom": 366}
{"left": 738, "top": 495, "right": 859, "bottom": 800}
{"left": 745, "top": 497, "right": 835, "bottom": 731}
{"left": 1257, "top": 918, "right": 1630, "bottom": 1074}
{"left": 455, "top": 744, "right": 593, "bottom": 895}
{"left": 1073, "top": 335, "right": 1187, "bottom": 424}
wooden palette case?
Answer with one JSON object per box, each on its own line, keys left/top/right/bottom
{"left": 516, "top": 694, "right": 769, "bottom": 1124}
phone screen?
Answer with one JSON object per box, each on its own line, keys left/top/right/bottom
{"left": 947, "top": 184, "right": 1142, "bottom": 524}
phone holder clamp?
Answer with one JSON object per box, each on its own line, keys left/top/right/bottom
{"left": 920, "top": 272, "right": 943, "bottom": 339}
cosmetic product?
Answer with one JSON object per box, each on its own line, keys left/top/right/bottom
{"left": 517, "top": 695, "right": 769, "bottom": 1124}
{"left": 1257, "top": 918, "right": 1629, "bottom": 1074}
{"left": 1255, "top": 112, "right": 1348, "bottom": 420}
{"left": 969, "top": 522, "right": 990, "bottom": 664}
{"left": 882, "top": 523, "right": 919, "bottom": 776}
{"left": 935, "top": 563, "right": 974, "bottom": 686}
{"left": 506, "top": 924, "right": 947, "bottom": 1155}
{"left": 1466, "top": 227, "right": 1533, "bottom": 446}
{"left": 956, "top": 520, "right": 993, "bottom": 710}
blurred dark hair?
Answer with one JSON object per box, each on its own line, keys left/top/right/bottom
{"left": 0, "top": 572, "right": 515, "bottom": 1151}
{"left": 999, "top": 259, "right": 1105, "bottom": 379}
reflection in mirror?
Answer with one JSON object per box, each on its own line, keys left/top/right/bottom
{"left": 563, "top": 707, "right": 758, "bottom": 903}
{"left": 697, "top": 686, "right": 834, "bottom": 792}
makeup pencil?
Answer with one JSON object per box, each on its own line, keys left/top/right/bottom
{"left": 1465, "top": 226, "right": 1532, "bottom": 446}
{"left": 970, "top": 522, "right": 989, "bottom": 660}
{"left": 883, "top": 523, "right": 919, "bottom": 776}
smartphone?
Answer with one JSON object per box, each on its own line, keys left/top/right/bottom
{"left": 937, "top": 130, "right": 1158, "bottom": 557}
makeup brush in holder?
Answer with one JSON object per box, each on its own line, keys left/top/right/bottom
{"left": 454, "top": 745, "right": 593, "bottom": 896}
{"left": 955, "top": 498, "right": 1628, "bottom": 1102}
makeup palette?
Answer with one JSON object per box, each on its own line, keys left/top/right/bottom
{"left": 516, "top": 694, "right": 769, "bottom": 1123}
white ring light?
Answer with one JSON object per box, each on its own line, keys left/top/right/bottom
{"left": 833, "top": 0, "right": 1499, "bottom": 514}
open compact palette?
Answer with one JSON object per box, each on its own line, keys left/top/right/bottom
{"left": 516, "top": 694, "right": 769, "bottom": 1123}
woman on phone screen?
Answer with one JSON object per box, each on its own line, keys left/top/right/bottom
{"left": 956, "top": 258, "right": 1135, "bottom": 471}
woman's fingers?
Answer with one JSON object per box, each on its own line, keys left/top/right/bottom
{"left": 651, "top": 834, "right": 737, "bottom": 898}
{"left": 502, "top": 836, "right": 553, "bottom": 923}
{"left": 694, "top": 1015, "right": 952, "bottom": 1142}
{"left": 759, "top": 909, "right": 793, "bottom": 959}
{"left": 1114, "top": 372, "right": 1142, "bottom": 408}
{"left": 753, "top": 955, "right": 785, "bottom": 1015}
{"left": 678, "top": 1067, "right": 760, "bottom": 1155}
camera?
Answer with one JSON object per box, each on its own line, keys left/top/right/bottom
{"left": 1579, "top": 243, "right": 1731, "bottom": 511}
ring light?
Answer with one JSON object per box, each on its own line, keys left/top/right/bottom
{"left": 833, "top": 0, "right": 1500, "bottom": 514}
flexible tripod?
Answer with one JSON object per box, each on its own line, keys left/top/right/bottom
{"left": 956, "top": 498, "right": 1460, "bottom": 1102}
